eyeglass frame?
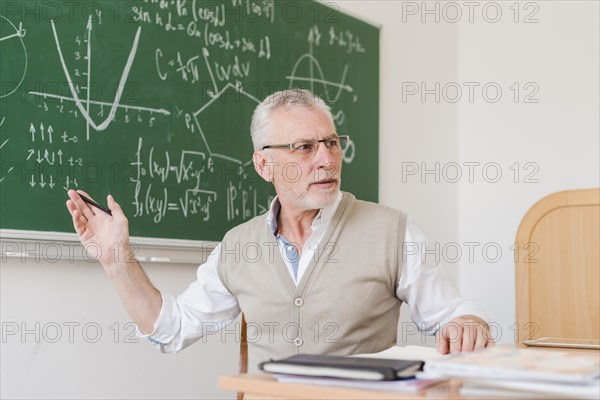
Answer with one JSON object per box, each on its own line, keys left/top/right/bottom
{"left": 261, "top": 134, "right": 350, "bottom": 155}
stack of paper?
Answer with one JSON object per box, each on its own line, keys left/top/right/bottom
{"left": 274, "top": 374, "right": 441, "bottom": 393}
{"left": 421, "top": 346, "right": 600, "bottom": 399}
{"left": 351, "top": 344, "right": 446, "bottom": 362}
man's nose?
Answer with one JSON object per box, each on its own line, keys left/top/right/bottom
{"left": 313, "top": 141, "right": 336, "bottom": 164}
{"left": 312, "top": 142, "right": 339, "bottom": 172}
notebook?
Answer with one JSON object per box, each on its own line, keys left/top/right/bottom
{"left": 259, "top": 354, "right": 424, "bottom": 381}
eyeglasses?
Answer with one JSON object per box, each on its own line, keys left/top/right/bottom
{"left": 262, "top": 135, "right": 349, "bottom": 157}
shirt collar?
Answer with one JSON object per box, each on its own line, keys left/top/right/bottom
{"left": 266, "top": 191, "right": 343, "bottom": 237}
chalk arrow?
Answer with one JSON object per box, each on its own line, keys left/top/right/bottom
{"left": 40, "top": 123, "right": 45, "bottom": 142}
{"left": 29, "top": 175, "right": 35, "bottom": 187}
{"left": 49, "top": 175, "right": 55, "bottom": 188}
{"left": 57, "top": 150, "right": 63, "bottom": 164}
{"left": 36, "top": 150, "right": 44, "bottom": 164}
{"left": 308, "top": 29, "right": 315, "bottom": 43}
{"left": 47, "top": 125, "right": 54, "bottom": 144}
{"left": 40, "top": 174, "right": 46, "bottom": 188}
{"left": 44, "top": 149, "right": 54, "bottom": 165}
{"left": 30, "top": 123, "right": 35, "bottom": 142}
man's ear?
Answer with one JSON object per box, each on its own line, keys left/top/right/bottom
{"left": 253, "top": 150, "right": 272, "bottom": 183}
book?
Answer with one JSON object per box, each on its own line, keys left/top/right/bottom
{"left": 422, "top": 346, "right": 600, "bottom": 384}
{"left": 259, "top": 354, "right": 424, "bottom": 381}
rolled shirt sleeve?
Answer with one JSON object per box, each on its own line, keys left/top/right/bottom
{"left": 397, "top": 217, "right": 488, "bottom": 334}
{"left": 137, "top": 246, "right": 241, "bottom": 352}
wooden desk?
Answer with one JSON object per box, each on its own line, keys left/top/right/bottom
{"left": 220, "top": 348, "right": 599, "bottom": 399}
{"left": 219, "top": 373, "right": 464, "bottom": 399}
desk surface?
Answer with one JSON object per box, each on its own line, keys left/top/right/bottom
{"left": 219, "top": 373, "right": 465, "bottom": 399}
{"left": 219, "top": 347, "right": 599, "bottom": 399}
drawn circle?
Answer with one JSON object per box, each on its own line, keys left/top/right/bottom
{"left": 0, "top": 15, "right": 28, "bottom": 99}
{"left": 342, "top": 139, "right": 355, "bottom": 163}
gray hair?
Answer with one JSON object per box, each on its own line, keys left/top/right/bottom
{"left": 250, "top": 88, "right": 334, "bottom": 150}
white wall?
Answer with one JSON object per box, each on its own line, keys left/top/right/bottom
{"left": 1, "top": 258, "right": 239, "bottom": 399}
{"left": 337, "top": 0, "right": 600, "bottom": 345}
{"left": 456, "top": 1, "right": 600, "bottom": 342}
{"left": 2, "top": 1, "right": 598, "bottom": 399}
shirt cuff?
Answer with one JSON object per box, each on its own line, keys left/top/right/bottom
{"left": 136, "top": 292, "right": 179, "bottom": 347}
{"left": 440, "top": 300, "right": 490, "bottom": 329}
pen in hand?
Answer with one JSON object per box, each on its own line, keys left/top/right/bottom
{"left": 64, "top": 187, "right": 113, "bottom": 216}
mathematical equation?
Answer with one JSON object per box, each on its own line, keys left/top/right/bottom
{"left": 129, "top": 138, "right": 270, "bottom": 224}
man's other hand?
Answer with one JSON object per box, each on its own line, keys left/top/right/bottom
{"left": 436, "top": 315, "right": 494, "bottom": 354}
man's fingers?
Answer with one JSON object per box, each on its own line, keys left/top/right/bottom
{"left": 474, "top": 327, "right": 487, "bottom": 351}
{"left": 447, "top": 323, "right": 462, "bottom": 354}
{"left": 67, "top": 189, "right": 95, "bottom": 220}
{"left": 436, "top": 333, "right": 449, "bottom": 355}
{"left": 69, "top": 205, "right": 87, "bottom": 237}
{"left": 438, "top": 323, "right": 462, "bottom": 355}
{"left": 485, "top": 332, "right": 495, "bottom": 348}
{"left": 66, "top": 199, "right": 80, "bottom": 217}
{"left": 462, "top": 323, "right": 475, "bottom": 352}
{"left": 107, "top": 195, "right": 125, "bottom": 221}
{"left": 77, "top": 189, "right": 112, "bottom": 218}
{"left": 66, "top": 199, "right": 86, "bottom": 233}
{"left": 76, "top": 189, "right": 95, "bottom": 201}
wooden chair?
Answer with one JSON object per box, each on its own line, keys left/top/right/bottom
{"left": 515, "top": 188, "right": 600, "bottom": 345}
{"left": 237, "top": 313, "right": 248, "bottom": 400}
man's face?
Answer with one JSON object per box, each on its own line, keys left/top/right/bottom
{"left": 260, "top": 106, "right": 342, "bottom": 213}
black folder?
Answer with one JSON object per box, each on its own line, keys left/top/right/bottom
{"left": 259, "top": 354, "right": 424, "bottom": 381}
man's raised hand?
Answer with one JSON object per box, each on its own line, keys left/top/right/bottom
{"left": 66, "top": 190, "right": 132, "bottom": 271}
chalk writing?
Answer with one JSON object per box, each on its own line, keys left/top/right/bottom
{"left": 0, "top": 0, "right": 374, "bottom": 241}
{"left": 0, "top": 15, "right": 28, "bottom": 99}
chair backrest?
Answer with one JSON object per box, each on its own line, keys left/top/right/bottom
{"left": 515, "top": 189, "right": 600, "bottom": 345}
{"left": 237, "top": 313, "right": 248, "bottom": 400}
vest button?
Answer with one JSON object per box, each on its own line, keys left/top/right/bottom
{"left": 293, "top": 337, "right": 303, "bottom": 347}
{"left": 294, "top": 297, "right": 304, "bottom": 307}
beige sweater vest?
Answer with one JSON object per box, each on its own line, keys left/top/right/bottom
{"left": 217, "top": 192, "right": 407, "bottom": 365}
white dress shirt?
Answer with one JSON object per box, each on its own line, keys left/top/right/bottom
{"left": 141, "top": 192, "right": 487, "bottom": 351}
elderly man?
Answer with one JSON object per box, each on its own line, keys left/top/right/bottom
{"left": 66, "top": 88, "right": 492, "bottom": 367}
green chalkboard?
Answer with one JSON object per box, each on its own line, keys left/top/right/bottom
{"left": 0, "top": 0, "right": 379, "bottom": 242}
